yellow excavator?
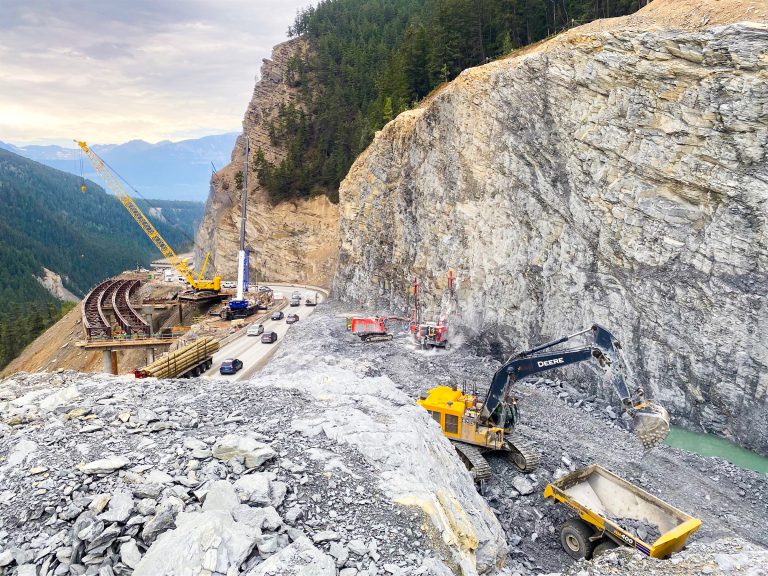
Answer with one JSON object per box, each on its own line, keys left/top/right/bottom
{"left": 417, "top": 325, "right": 670, "bottom": 481}
{"left": 76, "top": 140, "right": 220, "bottom": 292}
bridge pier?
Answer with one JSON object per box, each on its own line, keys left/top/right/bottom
{"left": 102, "top": 350, "right": 118, "bottom": 375}
{"left": 146, "top": 348, "right": 155, "bottom": 364}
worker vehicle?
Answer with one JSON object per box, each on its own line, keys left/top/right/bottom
{"left": 271, "top": 310, "right": 284, "bottom": 321}
{"left": 286, "top": 313, "right": 299, "bottom": 324}
{"left": 221, "top": 299, "right": 259, "bottom": 320}
{"left": 219, "top": 358, "right": 243, "bottom": 375}
{"left": 409, "top": 277, "right": 450, "bottom": 349}
{"left": 290, "top": 295, "right": 301, "bottom": 307}
{"left": 305, "top": 294, "right": 318, "bottom": 306}
{"left": 134, "top": 338, "right": 218, "bottom": 379}
{"left": 417, "top": 325, "right": 670, "bottom": 481}
{"left": 247, "top": 324, "right": 265, "bottom": 336}
{"left": 544, "top": 464, "right": 701, "bottom": 560}
{"left": 261, "top": 331, "right": 278, "bottom": 344}
{"left": 349, "top": 316, "right": 408, "bottom": 342}
{"left": 76, "top": 141, "right": 220, "bottom": 293}
{"left": 412, "top": 321, "right": 449, "bottom": 349}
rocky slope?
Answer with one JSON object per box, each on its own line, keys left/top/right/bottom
{"left": 195, "top": 39, "right": 339, "bottom": 287}
{"left": 2, "top": 304, "right": 766, "bottom": 575}
{"left": 334, "top": 0, "right": 768, "bottom": 455}
{"left": 0, "top": 310, "right": 506, "bottom": 576}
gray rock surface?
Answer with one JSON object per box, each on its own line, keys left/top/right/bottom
{"left": 243, "top": 536, "right": 335, "bottom": 575}
{"left": 334, "top": 8, "right": 768, "bottom": 455}
{"left": 563, "top": 536, "right": 768, "bottom": 575}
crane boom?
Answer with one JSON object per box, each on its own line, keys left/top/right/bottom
{"left": 76, "top": 140, "right": 220, "bottom": 292}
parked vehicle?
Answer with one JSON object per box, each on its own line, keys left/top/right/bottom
{"left": 222, "top": 281, "right": 237, "bottom": 289}
{"left": 219, "top": 358, "right": 243, "bottom": 375}
{"left": 247, "top": 324, "right": 264, "bottom": 336}
{"left": 271, "top": 311, "right": 284, "bottom": 321}
{"left": 261, "top": 331, "right": 278, "bottom": 343}
{"left": 286, "top": 313, "right": 299, "bottom": 324}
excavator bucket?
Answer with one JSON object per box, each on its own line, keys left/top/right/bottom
{"left": 632, "top": 402, "right": 671, "bottom": 449}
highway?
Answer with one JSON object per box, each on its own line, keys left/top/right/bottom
{"left": 202, "top": 286, "right": 325, "bottom": 382}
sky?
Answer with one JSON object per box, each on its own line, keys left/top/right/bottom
{"left": 0, "top": 0, "right": 312, "bottom": 146}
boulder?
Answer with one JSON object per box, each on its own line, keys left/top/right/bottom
{"left": 243, "top": 536, "right": 335, "bottom": 575}
{"left": 212, "top": 435, "right": 276, "bottom": 468}
{"left": 234, "top": 474, "right": 272, "bottom": 506}
{"left": 77, "top": 456, "right": 129, "bottom": 475}
{"left": 133, "top": 510, "right": 258, "bottom": 576}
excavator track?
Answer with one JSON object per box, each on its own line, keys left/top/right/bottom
{"left": 452, "top": 442, "right": 492, "bottom": 483}
{"left": 505, "top": 435, "right": 541, "bottom": 473}
{"left": 361, "top": 334, "right": 394, "bottom": 343}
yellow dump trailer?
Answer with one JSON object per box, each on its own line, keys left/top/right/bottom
{"left": 543, "top": 464, "right": 701, "bottom": 560}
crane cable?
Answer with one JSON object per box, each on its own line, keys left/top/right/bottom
{"left": 91, "top": 151, "right": 197, "bottom": 247}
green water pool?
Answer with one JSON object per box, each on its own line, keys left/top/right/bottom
{"left": 664, "top": 426, "right": 768, "bottom": 474}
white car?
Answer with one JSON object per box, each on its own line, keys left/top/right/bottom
{"left": 247, "top": 324, "right": 264, "bottom": 336}
{"left": 222, "top": 281, "right": 237, "bottom": 289}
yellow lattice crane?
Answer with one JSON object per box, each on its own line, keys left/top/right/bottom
{"left": 76, "top": 140, "right": 221, "bottom": 292}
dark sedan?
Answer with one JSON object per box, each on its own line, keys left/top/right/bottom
{"left": 261, "top": 331, "right": 278, "bottom": 343}
{"left": 286, "top": 313, "right": 299, "bottom": 324}
{"left": 271, "top": 310, "right": 284, "bottom": 321}
{"left": 219, "top": 358, "right": 243, "bottom": 375}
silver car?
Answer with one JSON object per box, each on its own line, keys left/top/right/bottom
{"left": 246, "top": 324, "right": 264, "bottom": 336}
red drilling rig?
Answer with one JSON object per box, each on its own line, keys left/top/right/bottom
{"left": 409, "top": 275, "right": 450, "bottom": 350}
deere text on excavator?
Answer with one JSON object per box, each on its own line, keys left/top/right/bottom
{"left": 417, "top": 325, "right": 670, "bottom": 482}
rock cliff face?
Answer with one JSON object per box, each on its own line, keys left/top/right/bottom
{"left": 334, "top": 1, "right": 768, "bottom": 454}
{"left": 196, "top": 39, "right": 339, "bottom": 287}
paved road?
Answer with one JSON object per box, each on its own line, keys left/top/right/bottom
{"left": 202, "top": 286, "right": 325, "bottom": 382}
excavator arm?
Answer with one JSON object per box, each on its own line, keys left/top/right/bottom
{"left": 480, "top": 325, "right": 670, "bottom": 449}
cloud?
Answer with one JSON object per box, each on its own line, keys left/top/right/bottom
{"left": 0, "top": 0, "right": 312, "bottom": 145}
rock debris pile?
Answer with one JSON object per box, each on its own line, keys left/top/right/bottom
{"left": 304, "top": 304, "right": 768, "bottom": 575}
{"left": 0, "top": 313, "right": 505, "bottom": 576}
{"left": 562, "top": 537, "right": 768, "bottom": 576}
{"left": 608, "top": 518, "right": 661, "bottom": 544}
{"left": 2, "top": 305, "right": 767, "bottom": 576}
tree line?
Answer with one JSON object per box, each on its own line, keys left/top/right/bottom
{"left": 254, "top": 0, "right": 644, "bottom": 203}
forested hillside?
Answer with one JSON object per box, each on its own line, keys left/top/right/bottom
{"left": 254, "top": 0, "right": 645, "bottom": 202}
{"left": 0, "top": 148, "right": 204, "bottom": 369}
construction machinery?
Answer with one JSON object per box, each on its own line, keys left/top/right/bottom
{"left": 412, "top": 321, "right": 450, "bottom": 349}
{"left": 76, "top": 140, "right": 221, "bottom": 293}
{"left": 417, "top": 325, "right": 671, "bottom": 482}
{"left": 409, "top": 276, "right": 450, "bottom": 349}
{"left": 349, "top": 316, "right": 409, "bottom": 342}
{"left": 133, "top": 337, "right": 219, "bottom": 379}
{"left": 544, "top": 464, "right": 701, "bottom": 560}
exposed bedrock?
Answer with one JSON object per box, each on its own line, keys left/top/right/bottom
{"left": 334, "top": 13, "right": 768, "bottom": 453}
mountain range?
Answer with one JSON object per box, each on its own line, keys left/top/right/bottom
{"left": 0, "top": 133, "right": 238, "bottom": 201}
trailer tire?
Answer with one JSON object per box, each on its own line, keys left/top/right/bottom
{"left": 560, "top": 519, "right": 595, "bottom": 560}
{"left": 592, "top": 540, "right": 619, "bottom": 559}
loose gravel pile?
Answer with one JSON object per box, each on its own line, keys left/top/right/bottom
{"left": 1, "top": 303, "right": 766, "bottom": 576}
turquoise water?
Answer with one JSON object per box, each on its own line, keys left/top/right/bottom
{"left": 664, "top": 426, "right": 768, "bottom": 475}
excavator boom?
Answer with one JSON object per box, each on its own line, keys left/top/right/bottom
{"left": 76, "top": 140, "right": 220, "bottom": 292}
{"left": 480, "top": 324, "right": 670, "bottom": 449}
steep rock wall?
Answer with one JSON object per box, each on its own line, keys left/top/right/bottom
{"left": 334, "top": 2, "right": 768, "bottom": 453}
{"left": 196, "top": 39, "right": 339, "bottom": 287}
